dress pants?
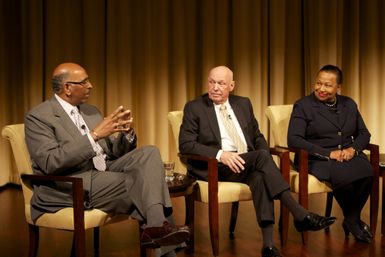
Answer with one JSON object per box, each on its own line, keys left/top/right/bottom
{"left": 218, "top": 149, "right": 290, "bottom": 225}
{"left": 88, "top": 145, "right": 173, "bottom": 222}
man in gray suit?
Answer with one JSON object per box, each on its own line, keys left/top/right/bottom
{"left": 25, "top": 62, "right": 189, "bottom": 257}
{"left": 179, "top": 66, "right": 336, "bottom": 257}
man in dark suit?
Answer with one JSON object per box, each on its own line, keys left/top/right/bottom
{"left": 25, "top": 62, "right": 189, "bottom": 257}
{"left": 179, "top": 66, "right": 335, "bottom": 257}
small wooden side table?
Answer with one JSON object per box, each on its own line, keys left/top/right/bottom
{"left": 167, "top": 173, "right": 197, "bottom": 254}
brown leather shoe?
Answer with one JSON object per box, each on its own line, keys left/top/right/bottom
{"left": 141, "top": 221, "right": 190, "bottom": 248}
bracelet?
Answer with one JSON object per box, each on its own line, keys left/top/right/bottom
{"left": 91, "top": 130, "right": 99, "bottom": 141}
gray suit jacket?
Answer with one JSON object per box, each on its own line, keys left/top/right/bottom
{"left": 25, "top": 97, "right": 137, "bottom": 220}
{"left": 179, "top": 93, "right": 269, "bottom": 180}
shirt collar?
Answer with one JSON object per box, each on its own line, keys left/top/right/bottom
{"left": 55, "top": 94, "right": 78, "bottom": 117}
{"left": 213, "top": 99, "right": 230, "bottom": 110}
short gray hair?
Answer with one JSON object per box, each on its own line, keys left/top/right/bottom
{"left": 51, "top": 73, "right": 69, "bottom": 93}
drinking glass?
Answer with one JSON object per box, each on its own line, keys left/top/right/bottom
{"left": 163, "top": 161, "right": 175, "bottom": 182}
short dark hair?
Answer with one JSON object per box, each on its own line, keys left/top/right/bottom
{"left": 318, "top": 65, "right": 343, "bottom": 84}
{"left": 52, "top": 73, "right": 69, "bottom": 93}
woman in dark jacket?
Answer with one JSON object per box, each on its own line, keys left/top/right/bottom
{"left": 288, "top": 65, "right": 373, "bottom": 243}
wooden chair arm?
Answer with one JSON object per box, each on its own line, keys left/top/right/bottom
{"left": 271, "top": 146, "right": 310, "bottom": 208}
{"left": 178, "top": 153, "right": 219, "bottom": 196}
{"left": 364, "top": 143, "right": 380, "bottom": 235}
{"left": 20, "top": 174, "right": 85, "bottom": 234}
{"left": 269, "top": 147, "right": 290, "bottom": 184}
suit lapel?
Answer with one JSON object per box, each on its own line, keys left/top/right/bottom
{"left": 203, "top": 95, "right": 222, "bottom": 144}
{"left": 50, "top": 98, "right": 81, "bottom": 139}
{"left": 311, "top": 95, "right": 341, "bottom": 130}
{"left": 336, "top": 97, "right": 349, "bottom": 128}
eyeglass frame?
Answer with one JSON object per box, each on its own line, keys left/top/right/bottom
{"left": 65, "top": 78, "right": 90, "bottom": 87}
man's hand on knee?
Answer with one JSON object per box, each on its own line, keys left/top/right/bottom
{"left": 220, "top": 152, "right": 245, "bottom": 173}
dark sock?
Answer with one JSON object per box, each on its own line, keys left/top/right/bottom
{"left": 261, "top": 223, "right": 274, "bottom": 248}
{"left": 146, "top": 203, "right": 166, "bottom": 227}
{"left": 279, "top": 190, "right": 308, "bottom": 221}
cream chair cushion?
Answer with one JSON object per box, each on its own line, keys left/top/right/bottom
{"left": 167, "top": 111, "right": 252, "bottom": 203}
{"left": 265, "top": 105, "right": 332, "bottom": 194}
{"left": 1, "top": 124, "right": 131, "bottom": 230}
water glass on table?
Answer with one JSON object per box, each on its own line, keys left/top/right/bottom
{"left": 163, "top": 161, "right": 175, "bottom": 182}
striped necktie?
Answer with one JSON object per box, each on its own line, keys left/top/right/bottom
{"left": 71, "top": 107, "right": 106, "bottom": 171}
{"left": 219, "top": 104, "right": 247, "bottom": 154}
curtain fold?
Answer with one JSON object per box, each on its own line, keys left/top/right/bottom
{"left": 1, "top": 0, "right": 384, "bottom": 186}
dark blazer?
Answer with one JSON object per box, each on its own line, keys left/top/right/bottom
{"left": 179, "top": 93, "right": 269, "bottom": 180}
{"left": 287, "top": 92, "right": 372, "bottom": 187}
{"left": 25, "top": 97, "right": 137, "bottom": 219}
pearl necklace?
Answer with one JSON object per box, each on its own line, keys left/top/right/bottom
{"left": 324, "top": 98, "right": 337, "bottom": 107}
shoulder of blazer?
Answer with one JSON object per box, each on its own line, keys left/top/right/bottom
{"left": 336, "top": 94, "right": 357, "bottom": 108}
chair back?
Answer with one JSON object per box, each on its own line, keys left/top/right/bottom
{"left": 265, "top": 105, "right": 293, "bottom": 147}
{"left": 167, "top": 111, "right": 185, "bottom": 173}
{"left": 1, "top": 124, "right": 34, "bottom": 213}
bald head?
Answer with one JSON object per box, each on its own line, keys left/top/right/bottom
{"left": 52, "top": 63, "right": 86, "bottom": 93}
{"left": 52, "top": 62, "right": 85, "bottom": 78}
{"left": 207, "top": 66, "right": 235, "bottom": 104}
{"left": 52, "top": 62, "right": 92, "bottom": 105}
{"left": 209, "top": 66, "right": 233, "bottom": 81}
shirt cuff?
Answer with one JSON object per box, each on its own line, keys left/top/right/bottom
{"left": 216, "top": 149, "right": 223, "bottom": 162}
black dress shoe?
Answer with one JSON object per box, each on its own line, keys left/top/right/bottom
{"left": 261, "top": 246, "right": 281, "bottom": 257}
{"left": 359, "top": 220, "right": 373, "bottom": 238}
{"left": 294, "top": 213, "right": 336, "bottom": 232}
{"left": 141, "top": 221, "right": 190, "bottom": 248}
{"left": 342, "top": 220, "right": 372, "bottom": 244}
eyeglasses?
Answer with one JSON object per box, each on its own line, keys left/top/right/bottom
{"left": 66, "top": 78, "right": 90, "bottom": 87}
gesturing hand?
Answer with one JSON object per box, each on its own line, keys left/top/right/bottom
{"left": 220, "top": 152, "right": 245, "bottom": 173}
{"left": 92, "top": 106, "right": 134, "bottom": 140}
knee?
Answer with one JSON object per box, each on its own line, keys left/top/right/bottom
{"left": 250, "top": 149, "right": 271, "bottom": 165}
{"left": 141, "top": 145, "right": 161, "bottom": 156}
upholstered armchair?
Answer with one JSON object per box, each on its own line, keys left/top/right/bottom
{"left": 167, "top": 111, "right": 291, "bottom": 256}
{"left": 1, "top": 124, "right": 145, "bottom": 257}
{"left": 265, "top": 104, "right": 379, "bottom": 243}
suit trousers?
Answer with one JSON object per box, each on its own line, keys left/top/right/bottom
{"left": 218, "top": 149, "right": 289, "bottom": 225}
{"left": 88, "top": 145, "right": 173, "bottom": 222}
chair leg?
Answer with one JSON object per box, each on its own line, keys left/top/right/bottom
{"left": 208, "top": 199, "right": 219, "bottom": 256}
{"left": 184, "top": 188, "right": 195, "bottom": 254}
{"left": 71, "top": 227, "right": 86, "bottom": 257}
{"left": 28, "top": 224, "right": 39, "bottom": 257}
{"left": 93, "top": 227, "right": 100, "bottom": 257}
{"left": 324, "top": 192, "right": 333, "bottom": 232}
{"left": 382, "top": 172, "right": 385, "bottom": 235}
{"left": 279, "top": 203, "right": 289, "bottom": 245}
{"left": 229, "top": 202, "right": 239, "bottom": 239}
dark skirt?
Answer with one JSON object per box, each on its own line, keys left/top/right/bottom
{"left": 309, "top": 153, "right": 373, "bottom": 189}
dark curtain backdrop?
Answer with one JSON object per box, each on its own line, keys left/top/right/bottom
{"left": 1, "top": 0, "right": 384, "bottom": 185}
